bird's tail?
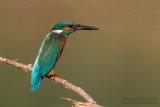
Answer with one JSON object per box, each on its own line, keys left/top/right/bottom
{"left": 31, "top": 66, "right": 41, "bottom": 91}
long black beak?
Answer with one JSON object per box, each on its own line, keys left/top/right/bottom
{"left": 76, "top": 25, "right": 99, "bottom": 30}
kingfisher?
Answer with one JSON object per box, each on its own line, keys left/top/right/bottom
{"left": 31, "top": 21, "right": 98, "bottom": 91}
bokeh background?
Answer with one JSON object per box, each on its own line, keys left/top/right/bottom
{"left": 0, "top": 0, "right": 160, "bottom": 107}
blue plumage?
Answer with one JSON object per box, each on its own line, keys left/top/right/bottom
{"left": 31, "top": 32, "right": 61, "bottom": 91}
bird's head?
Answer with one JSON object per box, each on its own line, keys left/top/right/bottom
{"left": 51, "top": 21, "right": 98, "bottom": 36}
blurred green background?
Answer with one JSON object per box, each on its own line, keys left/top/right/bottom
{"left": 0, "top": 0, "right": 160, "bottom": 107}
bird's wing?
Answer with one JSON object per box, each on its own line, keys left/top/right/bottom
{"left": 35, "top": 32, "right": 61, "bottom": 76}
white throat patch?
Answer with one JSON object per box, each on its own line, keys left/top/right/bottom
{"left": 52, "top": 30, "right": 63, "bottom": 34}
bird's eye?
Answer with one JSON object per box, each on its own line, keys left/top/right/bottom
{"left": 68, "top": 25, "right": 76, "bottom": 28}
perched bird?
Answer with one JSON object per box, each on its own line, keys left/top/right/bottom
{"left": 31, "top": 21, "right": 98, "bottom": 91}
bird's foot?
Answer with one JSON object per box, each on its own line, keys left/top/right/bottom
{"left": 53, "top": 74, "right": 60, "bottom": 79}
{"left": 50, "top": 74, "right": 60, "bottom": 80}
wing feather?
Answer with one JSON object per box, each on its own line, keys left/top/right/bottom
{"left": 34, "top": 32, "right": 60, "bottom": 76}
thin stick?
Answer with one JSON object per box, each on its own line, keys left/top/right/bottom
{"left": 0, "top": 57, "right": 104, "bottom": 107}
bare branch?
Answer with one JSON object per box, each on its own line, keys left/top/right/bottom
{"left": 0, "top": 57, "right": 32, "bottom": 71}
{"left": 0, "top": 57, "right": 104, "bottom": 107}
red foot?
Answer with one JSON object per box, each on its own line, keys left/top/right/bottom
{"left": 54, "top": 75, "right": 60, "bottom": 78}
